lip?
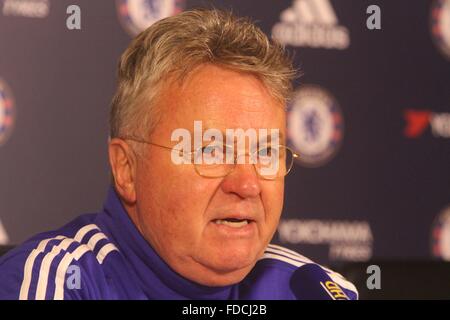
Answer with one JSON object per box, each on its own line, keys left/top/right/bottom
{"left": 209, "top": 219, "right": 257, "bottom": 238}
{"left": 211, "top": 212, "right": 257, "bottom": 222}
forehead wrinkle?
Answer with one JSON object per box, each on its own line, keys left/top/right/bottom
{"left": 158, "top": 65, "right": 286, "bottom": 136}
{"left": 179, "top": 66, "right": 277, "bottom": 111}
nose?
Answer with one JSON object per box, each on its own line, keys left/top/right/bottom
{"left": 220, "top": 163, "right": 262, "bottom": 199}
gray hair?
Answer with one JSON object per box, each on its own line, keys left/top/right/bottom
{"left": 109, "top": 8, "right": 297, "bottom": 140}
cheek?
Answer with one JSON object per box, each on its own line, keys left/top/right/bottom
{"left": 261, "top": 180, "right": 285, "bottom": 225}
{"left": 136, "top": 160, "right": 220, "bottom": 241}
{"left": 161, "top": 170, "right": 219, "bottom": 220}
{"left": 156, "top": 177, "right": 222, "bottom": 255}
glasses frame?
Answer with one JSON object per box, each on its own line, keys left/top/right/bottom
{"left": 120, "top": 136, "right": 299, "bottom": 180}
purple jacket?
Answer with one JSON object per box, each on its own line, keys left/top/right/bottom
{"left": 0, "top": 187, "right": 358, "bottom": 300}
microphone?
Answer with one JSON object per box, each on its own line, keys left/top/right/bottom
{"left": 290, "top": 263, "right": 350, "bottom": 300}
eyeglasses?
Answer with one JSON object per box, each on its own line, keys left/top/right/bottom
{"left": 121, "top": 136, "right": 299, "bottom": 180}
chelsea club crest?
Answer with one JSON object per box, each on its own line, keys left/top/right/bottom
{"left": 0, "top": 78, "right": 15, "bottom": 147}
{"left": 287, "top": 85, "right": 344, "bottom": 168}
{"left": 117, "top": 0, "right": 185, "bottom": 36}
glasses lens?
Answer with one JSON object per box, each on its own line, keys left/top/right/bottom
{"left": 194, "top": 144, "right": 296, "bottom": 179}
{"left": 194, "top": 144, "right": 234, "bottom": 178}
{"left": 256, "top": 145, "right": 294, "bottom": 180}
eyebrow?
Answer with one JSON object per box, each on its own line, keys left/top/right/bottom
{"left": 200, "top": 128, "right": 286, "bottom": 144}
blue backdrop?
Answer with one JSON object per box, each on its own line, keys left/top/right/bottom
{"left": 1, "top": 0, "right": 449, "bottom": 266}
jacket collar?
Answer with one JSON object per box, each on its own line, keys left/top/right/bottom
{"left": 101, "top": 186, "right": 239, "bottom": 299}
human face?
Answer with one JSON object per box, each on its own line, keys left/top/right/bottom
{"left": 131, "top": 64, "right": 286, "bottom": 286}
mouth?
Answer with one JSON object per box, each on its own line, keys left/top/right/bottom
{"left": 212, "top": 218, "right": 253, "bottom": 228}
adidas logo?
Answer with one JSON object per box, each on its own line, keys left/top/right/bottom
{"left": 272, "top": 0, "right": 350, "bottom": 49}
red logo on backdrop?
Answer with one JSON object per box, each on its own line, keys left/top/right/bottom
{"left": 403, "top": 109, "right": 431, "bottom": 138}
{"left": 404, "top": 109, "right": 450, "bottom": 138}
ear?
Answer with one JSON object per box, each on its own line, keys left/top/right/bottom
{"left": 108, "top": 138, "right": 138, "bottom": 204}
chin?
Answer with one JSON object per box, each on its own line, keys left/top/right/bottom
{"left": 199, "top": 248, "right": 259, "bottom": 285}
{"left": 197, "top": 264, "right": 254, "bottom": 287}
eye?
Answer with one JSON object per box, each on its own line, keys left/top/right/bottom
{"left": 202, "top": 144, "right": 224, "bottom": 157}
{"left": 259, "top": 146, "right": 276, "bottom": 157}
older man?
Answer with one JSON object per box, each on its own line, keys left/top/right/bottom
{"left": 0, "top": 9, "right": 357, "bottom": 299}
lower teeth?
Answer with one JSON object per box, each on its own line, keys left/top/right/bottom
{"left": 215, "top": 219, "right": 249, "bottom": 228}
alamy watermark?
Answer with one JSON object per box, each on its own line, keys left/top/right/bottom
{"left": 169, "top": 121, "right": 283, "bottom": 177}
{"left": 66, "top": 265, "right": 81, "bottom": 290}
{"left": 366, "top": 264, "right": 381, "bottom": 290}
